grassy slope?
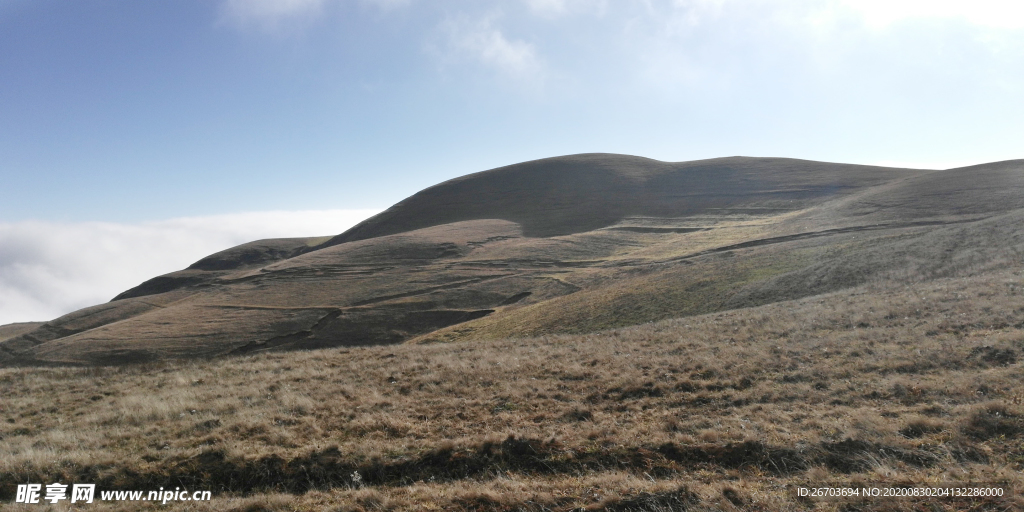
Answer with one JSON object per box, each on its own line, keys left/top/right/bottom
{"left": 0, "top": 322, "right": 44, "bottom": 343}
{"left": 3, "top": 263, "right": 1024, "bottom": 510}
{"left": 4, "top": 157, "right": 1024, "bottom": 368}
{"left": 410, "top": 217, "right": 1024, "bottom": 345}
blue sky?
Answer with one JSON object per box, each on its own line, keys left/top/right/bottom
{"left": 2, "top": 0, "right": 1024, "bottom": 322}
{"left": 4, "top": 0, "right": 1023, "bottom": 222}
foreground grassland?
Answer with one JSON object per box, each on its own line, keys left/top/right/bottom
{"left": 5, "top": 268, "right": 1024, "bottom": 511}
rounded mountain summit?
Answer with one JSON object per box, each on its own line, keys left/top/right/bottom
{"left": 324, "top": 153, "right": 904, "bottom": 245}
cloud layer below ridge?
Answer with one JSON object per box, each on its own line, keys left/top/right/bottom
{"left": 0, "top": 210, "right": 380, "bottom": 325}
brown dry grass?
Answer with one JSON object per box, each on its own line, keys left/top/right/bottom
{"left": 0, "top": 322, "right": 43, "bottom": 343}
{"left": 5, "top": 265, "right": 1024, "bottom": 510}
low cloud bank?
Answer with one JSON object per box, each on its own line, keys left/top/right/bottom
{"left": 0, "top": 209, "right": 380, "bottom": 325}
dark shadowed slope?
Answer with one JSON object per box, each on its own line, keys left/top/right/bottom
{"left": 322, "top": 154, "right": 915, "bottom": 245}
{"left": 5, "top": 154, "right": 1024, "bottom": 365}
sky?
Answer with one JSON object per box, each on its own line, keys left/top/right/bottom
{"left": 2, "top": 0, "right": 1024, "bottom": 323}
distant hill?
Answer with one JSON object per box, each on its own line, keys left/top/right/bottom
{"left": 323, "top": 153, "right": 908, "bottom": 244}
{"left": 3, "top": 153, "right": 1023, "bottom": 366}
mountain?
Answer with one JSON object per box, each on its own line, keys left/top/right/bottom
{"left": 3, "top": 153, "right": 1024, "bottom": 366}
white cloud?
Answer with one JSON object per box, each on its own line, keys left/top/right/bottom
{"left": 667, "top": 0, "right": 727, "bottom": 26}
{"left": 523, "top": 0, "right": 607, "bottom": 18}
{"left": 525, "top": 0, "right": 570, "bottom": 16}
{"left": 663, "top": 0, "right": 1024, "bottom": 29}
{"left": 0, "top": 209, "right": 380, "bottom": 325}
{"left": 839, "top": 0, "right": 1024, "bottom": 29}
{"left": 437, "top": 15, "right": 545, "bottom": 85}
{"left": 613, "top": 0, "right": 1024, "bottom": 94}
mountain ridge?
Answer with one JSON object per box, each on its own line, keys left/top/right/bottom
{"left": 4, "top": 153, "right": 1024, "bottom": 366}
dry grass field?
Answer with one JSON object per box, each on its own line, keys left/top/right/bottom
{"left": 4, "top": 266, "right": 1024, "bottom": 510}
{"left": 5, "top": 154, "right": 1024, "bottom": 510}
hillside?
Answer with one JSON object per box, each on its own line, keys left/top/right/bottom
{"left": 0, "top": 322, "right": 44, "bottom": 343}
{"left": 4, "top": 267, "right": 1024, "bottom": 511}
{"left": 5, "top": 153, "right": 1024, "bottom": 510}
{"left": 4, "top": 154, "right": 1024, "bottom": 366}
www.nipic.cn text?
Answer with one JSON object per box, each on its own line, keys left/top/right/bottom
{"left": 14, "top": 484, "right": 212, "bottom": 505}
